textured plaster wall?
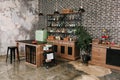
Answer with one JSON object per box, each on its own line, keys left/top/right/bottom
{"left": 0, "top": 0, "right": 39, "bottom": 55}
{"left": 44, "top": 0, "right": 120, "bottom": 43}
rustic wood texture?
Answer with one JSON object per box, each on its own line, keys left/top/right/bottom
{"left": 47, "top": 40, "right": 79, "bottom": 60}
{"left": 89, "top": 44, "right": 120, "bottom": 70}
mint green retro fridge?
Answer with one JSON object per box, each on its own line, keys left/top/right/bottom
{"left": 35, "top": 30, "right": 48, "bottom": 42}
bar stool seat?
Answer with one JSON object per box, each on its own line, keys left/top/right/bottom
{"left": 6, "top": 46, "right": 20, "bottom": 64}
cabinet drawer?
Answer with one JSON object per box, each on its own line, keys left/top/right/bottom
{"left": 91, "top": 60, "right": 106, "bottom": 64}
{"left": 92, "top": 47, "right": 106, "bottom": 53}
{"left": 68, "top": 42, "right": 74, "bottom": 46}
{"left": 92, "top": 47, "right": 106, "bottom": 56}
{"left": 92, "top": 56, "right": 106, "bottom": 61}
{"left": 92, "top": 56, "right": 106, "bottom": 64}
{"left": 92, "top": 51, "right": 106, "bottom": 58}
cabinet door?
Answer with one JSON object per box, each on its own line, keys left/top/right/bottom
{"left": 54, "top": 45, "right": 58, "bottom": 53}
{"left": 67, "top": 46, "right": 72, "bottom": 55}
{"left": 66, "top": 42, "right": 75, "bottom": 60}
{"left": 60, "top": 45, "right": 66, "bottom": 54}
{"left": 53, "top": 44, "right": 61, "bottom": 56}
{"left": 25, "top": 45, "right": 36, "bottom": 65}
{"left": 60, "top": 41, "right": 75, "bottom": 60}
{"left": 60, "top": 42, "right": 67, "bottom": 58}
{"left": 67, "top": 42, "right": 74, "bottom": 55}
{"left": 53, "top": 41, "right": 60, "bottom": 56}
{"left": 92, "top": 46, "right": 106, "bottom": 64}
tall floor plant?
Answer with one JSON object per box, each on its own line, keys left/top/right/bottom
{"left": 75, "top": 25, "right": 92, "bottom": 63}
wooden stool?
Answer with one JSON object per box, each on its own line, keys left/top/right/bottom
{"left": 6, "top": 46, "right": 20, "bottom": 64}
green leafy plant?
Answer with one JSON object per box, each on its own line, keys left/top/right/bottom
{"left": 75, "top": 25, "right": 92, "bottom": 63}
{"left": 76, "top": 25, "right": 92, "bottom": 53}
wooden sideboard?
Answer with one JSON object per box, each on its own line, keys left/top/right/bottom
{"left": 47, "top": 40, "right": 80, "bottom": 60}
{"left": 89, "top": 43, "right": 120, "bottom": 70}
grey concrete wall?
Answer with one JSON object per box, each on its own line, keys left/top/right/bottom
{"left": 0, "top": 0, "right": 40, "bottom": 55}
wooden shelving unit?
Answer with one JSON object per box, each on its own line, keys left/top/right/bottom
{"left": 46, "top": 12, "right": 81, "bottom": 60}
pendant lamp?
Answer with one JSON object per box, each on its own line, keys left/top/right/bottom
{"left": 54, "top": 0, "right": 59, "bottom": 14}
{"left": 78, "top": 0, "right": 85, "bottom": 13}
{"left": 39, "top": 0, "right": 43, "bottom": 16}
{"left": 78, "top": 6, "right": 85, "bottom": 13}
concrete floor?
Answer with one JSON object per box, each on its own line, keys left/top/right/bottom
{"left": 0, "top": 56, "right": 120, "bottom": 80}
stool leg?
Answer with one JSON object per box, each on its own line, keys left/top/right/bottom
{"left": 6, "top": 48, "right": 9, "bottom": 62}
{"left": 10, "top": 49, "right": 12, "bottom": 64}
{"left": 16, "top": 48, "right": 20, "bottom": 62}
{"left": 13, "top": 49, "right": 15, "bottom": 62}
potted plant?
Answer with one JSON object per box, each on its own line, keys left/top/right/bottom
{"left": 75, "top": 25, "right": 92, "bottom": 63}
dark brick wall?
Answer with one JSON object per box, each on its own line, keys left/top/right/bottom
{"left": 42, "top": 0, "right": 120, "bottom": 44}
